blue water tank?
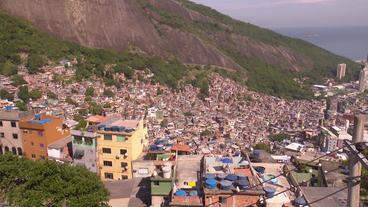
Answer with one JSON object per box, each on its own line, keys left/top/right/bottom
{"left": 205, "top": 178, "right": 217, "bottom": 189}
{"left": 225, "top": 174, "right": 238, "bottom": 181}
{"left": 98, "top": 125, "right": 106, "bottom": 130}
{"left": 111, "top": 126, "right": 119, "bottom": 132}
{"left": 189, "top": 191, "right": 198, "bottom": 196}
{"left": 104, "top": 127, "right": 112, "bottom": 131}
{"left": 175, "top": 190, "right": 187, "bottom": 197}
{"left": 254, "top": 166, "right": 266, "bottom": 174}
{"left": 220, "top": 180, "right": 233, "bottom": 190}
{"left": 205, "top": 174, "right": 216, "bottom": 180}
{"left": 237, "top": 175, "right": 247, "bottom": 180}
{"left": 118, "top": 127, "right": 125, "bottom": 132}
{"left": 237, "top": 179, "right": 249, "bottom": 190}
{"left": 35, "top": 114, "right": 41, "bottom": 120}
{"left": 294, "top": 196, "right": 307, "bottom": 206}
{"left": 264, "top": 187, "right": 276, "bottom": 198}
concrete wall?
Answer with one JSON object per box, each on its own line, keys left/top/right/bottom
{"left": 0, "top": 119, "right": 23, "bottom": 155}
{"left": 97, "top": 119, "right": 147, "bottom": 181}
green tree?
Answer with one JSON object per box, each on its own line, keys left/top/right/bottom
{"left": 254, "top": 143, "right": 271, "bottom": 153}
{"left": 85, "top": 87, "right": 95, "bottom": 97}
{"left": 65, "top": 96, "right": 78, "bottom": 106}
{"left": 0, "top": 154, "right": 109, "bottom": 207}
{"left": 0, "top": 89, "right": 14, "bottom": 101}
{"left": 29, "top": 89, "right": 42, "bottom": 101}
{"left": 269, "top": 133, "right": 290, "bottom": 142}
{"left": 47, "top": 91, "right": 58, "bottom": 100}
{"left": 17, "top": 86, "right": 29, "bottom": 103}
{"left": 0, "top": 60, "right": 17, "bottom": 76}
{"left": 15, "top": 101, "right": 27, "bottom": 111}
{"left": 89, "top": 102, "right": 103, "bottom": 115}
{"left": 11, "top": 75, "right": 27, "bottom": 86}
{"left": 103, "top": 89, "right": 114, "bottom": 98}
{"left": 27, "top": 54, "right": 46, "bottom": 74}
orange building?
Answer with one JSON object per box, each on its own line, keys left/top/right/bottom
{"left": 19, "top": 114, "right": 70, "bottom": 160}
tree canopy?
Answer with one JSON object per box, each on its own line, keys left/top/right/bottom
{"left": 0, "top": 154, "right": 109, "bottom": 207}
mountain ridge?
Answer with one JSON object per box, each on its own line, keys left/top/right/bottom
{"left": 0, "top": 0, "right": 360, "bottom": 98}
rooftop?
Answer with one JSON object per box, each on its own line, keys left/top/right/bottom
{"left": 48, "top": 135, "right": 72, "bottom": 149}
{"left": 0, "top": 110, "right": 32, "bottom": 121}
{"left": 301, "top": 187, "right": 348, "bottom": 207}
{"left": 86, "top": 115, "right": 110, "bottom": 124}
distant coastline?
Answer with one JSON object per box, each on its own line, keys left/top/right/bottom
{"left": 273, "top": 26, "right": 368, "bottom": 61}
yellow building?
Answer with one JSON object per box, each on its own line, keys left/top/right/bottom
{"left": 97, "top": 118, "right": 147, "bottom": 180}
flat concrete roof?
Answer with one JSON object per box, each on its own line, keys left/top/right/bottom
{"left": 301, "top": 187, "right": 348, "bottom": 207}
{"left": 175, "top": 155, "right": 202, "bottom": 189}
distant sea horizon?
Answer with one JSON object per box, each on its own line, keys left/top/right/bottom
{"left": 272, "top": 26, "right": 368, "bottom": 61}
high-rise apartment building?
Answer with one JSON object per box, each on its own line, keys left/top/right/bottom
{"left": 336, "top": 63, "right": 346, "bottom": 80}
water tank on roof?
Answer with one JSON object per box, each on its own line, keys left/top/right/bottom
{"left": 220, "top": 180, "right": 233, "bottom": 190}
{"left": 225, "top": 174, "right": 238, "bottom": 182}
{"left": 189, "top": 191, "right": 198, "bottom": 196}
{"left": 104, "top": 127, "right": 112, "bottom": 131}
{"left": 98, "top": 125, "right": 106, "bottom": 130}
{"left": 237, "top": 175, "right": 247, "bottom": 180}
{"left": 4, "top": 106, "right": 13, "bottom": 111}
{"left": 35, "top": 114, "right": 41, "bottom": 120}
{"left": 118, "top": 127, "right": 125, "bottom": 132}
{"left": 217, "top": 174, "right": 227, "bottom": 181}
{"left": 237, "top": 179, "right": 249, "bottom": 190}
{"left": 205, "top": 178, "right": 217, "bottom": 189}
{"left": 162, "top": 166, "right": 171, "bottom": 179}
{"left": 205, "top": 174, "right": 216, "bottom": 180}
{"left": 294, "top": 196, "right": 307, "bottom": 206}
{"left": 264, "top": 187, "right": 276, "bottom": 198}
{"left": 175, "top": 190, "right": 187, "bottom": 197}
{"left": 254, "top": 166, "right": 266, "bottom": 174}
{"left": 111, "top": 126, "right": 119, "bottom": 132}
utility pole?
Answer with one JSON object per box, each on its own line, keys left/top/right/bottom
{"left": 347, "top": 114, "right": 365, "bottom": 207}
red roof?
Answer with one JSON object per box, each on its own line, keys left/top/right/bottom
{"left": 172, "top": 144, "right": 191, "bottom": 152}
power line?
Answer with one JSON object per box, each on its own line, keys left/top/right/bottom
{"left": 204, "top": 146, "right": 352, "bottom": 207}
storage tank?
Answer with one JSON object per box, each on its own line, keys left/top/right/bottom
{"left": 264, "top": 187, "right": 276, "bottom": 198}
{"left": 205, "top": 178, "right": 217, "bottom": 189}
{"left": 162, "top": 166, "right": 172, "bottom": 179}
{"left": 220, "top": 180, "right": 233, "bottom": 190}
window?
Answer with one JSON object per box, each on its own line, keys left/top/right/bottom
{"left": 121, "top": 162, "right": 128, "bottom": 168}
{"left": 0, "top": 133, "right": 4, "bottom": 138}
{"left": 40, "top": 143, "right": 45, "bottom": 148}
{"left": 4, "top": 146, "right": 9, "bottom": 152}
{"left": 31, "top": 154, "right": 36, "bottom": 158}
{"left": 138, "top": 168, "right": 149, "bottom": 175}
{"left": 121, "top": 175, "right": 128, "bottom": 180}
{"left": 102, "top": 148, "right": 111, "bottom": 154}
{"left": 0, "top": 146, "right": 3, "bottom": 155}
{"left": 85, "top": 137, "right": 93, "bottom": 145}
{"left": 116, "top": 135, "right": 126, "bottom": 142}
{"left": 153, "top": 181, "right": 160, "bottom": 186}
{"left": 31, "top": 142, "right": 34, "bottom": 146}
{"left": 104, "top": 173, "right": 113, "bottom": 179}
{"left": 219, "top": 197, "right": 227, "bottom": 204}
{"left": 0, "top": 121, "right": 2, "bottom": 127}
{"left": 74, "top": 136, "right": 83, "bottom": 144}
{"left": 120, "top": 149, "right": 127, "bottom": 155}
{"left": 40, "top": 156, "right": 45, "bottom": 160}
{"left": 104, "top": 134, "right": 112, "bottom": 141}
{"left": 103, "top": 161, "right": 112, "bottom": 167}
{"left": 11, "top": 147, "right": 16, "bottom": 155}
{"left": 37, "top": 131, "right": 43, "bottom": 137}
{"left": 17, "top": 148, "right": 23, "bottom": 156}
{"left": 10, "top": 121, "right": 16, "bottom": 128}
{"left": 12, "top": 134, "right": 18, "bottom": 139}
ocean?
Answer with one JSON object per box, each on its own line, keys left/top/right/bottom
{"left": 272, "top": 26, "right": 368, "bottom": 61}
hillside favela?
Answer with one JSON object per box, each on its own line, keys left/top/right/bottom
{"left": 0, "top": 0, "right": 367, "bottom": 207}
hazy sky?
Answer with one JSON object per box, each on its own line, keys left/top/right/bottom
{"left": 191, "top": 0, "right": 368, "bottom": 28}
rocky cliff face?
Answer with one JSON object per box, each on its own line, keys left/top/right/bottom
{"left": 0, "top": 0, "right": 354, "bottom": 74}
